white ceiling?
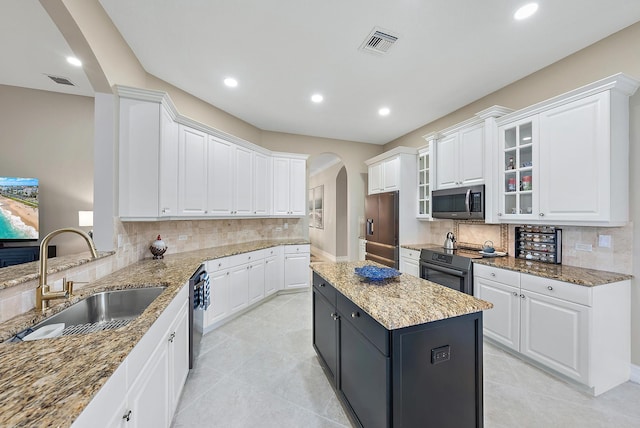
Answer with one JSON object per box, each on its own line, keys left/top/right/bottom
{"left": 3, "top": 1, "right": 640, "bottom": 145}
{"left": 0, "top": 1, "right": 93, "bottom": 97}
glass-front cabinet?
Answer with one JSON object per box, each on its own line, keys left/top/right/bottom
{"left": 417, "top": 143, "right": 432, "bottom": 219}
{"left": 498, "top": 117, "right": 538, "bottom": 220}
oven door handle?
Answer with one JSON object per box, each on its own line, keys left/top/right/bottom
{"left": 420, "top": 262, "right": 467, "bottom": 277}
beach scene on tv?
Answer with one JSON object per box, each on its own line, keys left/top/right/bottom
{"left": 0, "top": 177, "right": 39, "bottom": 240}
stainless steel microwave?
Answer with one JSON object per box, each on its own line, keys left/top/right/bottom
{"left": 431, "top": 185, "right": 484, "bottom": 220}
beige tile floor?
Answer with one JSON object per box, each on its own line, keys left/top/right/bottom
{"left": 172, "top": 290, "right": 640, "bottom": 427}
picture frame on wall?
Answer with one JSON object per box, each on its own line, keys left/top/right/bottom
{"left": 314, "top": 185, "right": 324, "bottom": 229}
{"left": 308, "top": 189, "right": 314, "bottom": 227}
{"left": 308, "top": 185, "right": 324, "bottom": 229}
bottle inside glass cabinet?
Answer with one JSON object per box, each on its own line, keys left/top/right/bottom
{"left": 502, "top": 121, "right": 534, "bottom": 216}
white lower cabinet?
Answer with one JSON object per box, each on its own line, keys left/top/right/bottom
{"left": 201, "top": 245, "right": 308, "bottom": 330}
{"left": 247, "top": 260, "right": 266, "bottom": 305}
{"left": 73, "top": 284, "right": 189, "bottom": 427}
{"left": 474, "top": 263, "right": 630, "bottom": 395}
{"left": 399, "top": 247, "right": 420, "bottom": 277}
{"left": 264, "top": 246, "right": 284, "bottom": 296}
{"left": 284, "top": 245, "right": 311, "bottom": 289}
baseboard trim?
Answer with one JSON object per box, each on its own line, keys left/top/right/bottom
{"left": 631, "top": 364, "right": 640, "bottom": 384}
{"left": 311, "top": 246, "right": 340, "bottom": 262}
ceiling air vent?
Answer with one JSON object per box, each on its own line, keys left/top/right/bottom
{"left": 46, "top": 74, "right": 75, "bottom": 86}
{"left": 359, "top": 27, "right": 399, "bottom": 55}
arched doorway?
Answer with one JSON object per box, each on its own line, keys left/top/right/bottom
{"left": 308, "top": 153, "right": 348, "bottom": 261}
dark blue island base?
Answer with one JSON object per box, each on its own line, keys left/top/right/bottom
{"left": 312, "top": 272, "right": 484, "bottom": 428}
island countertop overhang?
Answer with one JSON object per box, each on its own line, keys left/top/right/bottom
{"left": 310, "top": 261, "right": 493, "bottom": 330}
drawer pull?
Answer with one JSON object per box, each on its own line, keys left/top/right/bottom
{"left": 218, "top": 263, "right": 222, "bottom": 267}
{"left": 351, "top": 312, "right": 360, "bottom": 318}
{"left": 547, "top": 286, "right": 553, "bottom": 291}
{"left": 319, "top": 283, "right": 326, "bottom": 287}
{"left": 490, "top": 272, "right": 496, "bottom": 277}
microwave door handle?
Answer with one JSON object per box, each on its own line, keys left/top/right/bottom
{"left": 465, "top": 189, "right": 471, "bottom": 214}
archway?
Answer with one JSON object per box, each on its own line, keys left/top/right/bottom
{"left": 308, "top": 153, "right": 348, "bottom": 261}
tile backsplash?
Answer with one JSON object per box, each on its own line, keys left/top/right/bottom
{"left": 115, "top": 217, "right": 306, "bottom": 265}
{"left": 421, "top": 220, "right": 633, "bottom": 274}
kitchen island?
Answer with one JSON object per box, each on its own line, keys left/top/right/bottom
{"left": 311, "top": 261, "right": 493, "bottom": 428}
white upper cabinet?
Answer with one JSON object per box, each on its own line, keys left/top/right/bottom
{"left": 435, "top": 123, "right": 488, "bottom": 189}
{"left": 253, "top": 152, "right": 270, "bottom": 216}
{"left": 116, "top": 86, "right": 307, "bottom": 220}
{"left": 273, "top": 155, "right": 307, "bottom": 216}
{"left": 538, "top": 93, "right": 610, "bottom": 223}
{"left": 494, "top": 73, "right": 639, "bottom": 226}
{"left": 118, "top": 98, "right": 179, "bottom": 219}
{"left": 434, "top": 123, "right": 484, "bottom": 189}
{"left": 178, "top": 125, "right": 209, "bottom": 216}
{"left": 367, "top": 156, "right": 400, "bottom": 195}
{"left": 207, "top": 137, "right": 255, "bottom": 216}
{"left": 417, "top": 144, "right": 433, "bottom": 219}
{"left": 427, "top": 107, "right": 511, "bottom": 194}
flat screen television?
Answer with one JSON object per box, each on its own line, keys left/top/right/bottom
{"left": 0, "top": 177, "right": 39, "bottom": 242}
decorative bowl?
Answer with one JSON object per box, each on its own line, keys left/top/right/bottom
{"left": 354, "top": 265, "right": 401, "bottom": 282}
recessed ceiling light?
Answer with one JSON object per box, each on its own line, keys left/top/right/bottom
{"left": 224, "top": 77, "right": 238, "bottom": 88}
{"left": 311, "top": 94, "right": 324, "bottom": 103}
{"left": 378, "top": 107, "right": 391, "bottom": 116}
{"left": 66, "top": 56, "right": 82, "bottom": 67}
{"left": 514, "top": 3, "right": 538, "bottom": 20}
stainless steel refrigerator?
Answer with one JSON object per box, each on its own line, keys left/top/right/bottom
{"left": 365, "top": 191, "right": 399, "bottom": 268}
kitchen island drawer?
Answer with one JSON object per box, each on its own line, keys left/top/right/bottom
{"left": 337, "top": 292, "right": 389, "bottom": 356}
{"left": 313, "top": 272, "right": 336, "bottom": 304}
{"left": 521, "top": 273, "right": 591, "bottom": 306}
{"left": 474, "top": 264, "right": 520, "bottom": 286}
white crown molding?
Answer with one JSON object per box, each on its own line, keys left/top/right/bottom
{"left": 496, "top": 72, "right": 640, "bottom": 125}
{"left": 365, "top": 146, "right": 417, "bottom": 165}
{"left": 421, "top": 105, "right": 512, "bottom": 141}
{"left": 114, "top": 85, "right": 286, "bottom": 157}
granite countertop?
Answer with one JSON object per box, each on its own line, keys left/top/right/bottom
{"left": 311, "top": 261, "right": 493, "bottom": 330}
{"left": 0, "top": 238, "right": 308, "bottom": 427}
{"left": 473, "top": 256, "right": 633, "bottom": 286}
{"left": 400, "top": 243, "right": 632, "bottom": 287}
{"left": 0, "top": 251, "right": 115, "bottom": 291}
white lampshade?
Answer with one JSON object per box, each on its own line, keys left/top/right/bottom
{"left": 78, "top": 210, "right": 94, "bottom": 227}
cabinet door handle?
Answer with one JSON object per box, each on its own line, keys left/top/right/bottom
{"left": 520, "top": 294, "right": 525, "bottom": 299}
{"left": 319, "top": 283, "right": 326, "bottom": 287}
{"left": 547, "top": 286, "right": 553, "bottom": 291}
{"left": 512, "top": 292, "right": 518, "bottom": 297}
{"left": 351, "top": 311, "right": 360, "bottom": 318}
{"left": 122, "top": 410, "right": 132, "bottom": 421}
{"left": 539, "top": 213, "right": 545, "bottom": 217}
{"left": 168, "top": 332, "right": 175, "bottom": 343}
{"left": 330, "top": 312, "right": 339, "bottom": 320}
{"left": 497, "top": 213, "right": 502, "bottom": 216}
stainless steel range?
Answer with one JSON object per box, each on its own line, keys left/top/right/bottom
{"left": 419, "top": 246, "right": 483, "bottom": 295}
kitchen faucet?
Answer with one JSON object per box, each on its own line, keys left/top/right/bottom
{"left": 36, "top": 228, "right": 98, "bottom": 311}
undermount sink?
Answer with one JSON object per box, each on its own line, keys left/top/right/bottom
{"left": 10, "top": 287, "right": 166, "bottom": 342}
